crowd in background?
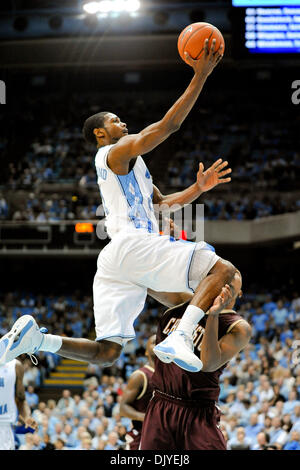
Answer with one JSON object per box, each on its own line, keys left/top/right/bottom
{"left": 1, "top": 88, "right": 299, "bottom": 222}
{"left": 0, "top": 288, "right": 299, "bottom": 450}
{"left": 2, "top": 190, "right": 300, "bottom": 223}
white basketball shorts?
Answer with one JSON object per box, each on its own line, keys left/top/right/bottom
{"left": 0, "top": 423, "right": 15, "bottom": 450}
{"left": 93, "top": 231, "right": 219, "bottom": 344}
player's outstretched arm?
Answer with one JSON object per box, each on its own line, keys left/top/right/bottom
{"left": 152, "top": 159, "right": 231, "bottom": 212}
{"left": 119, "top": 371, "right": 146, "bottom": 422}
{"left": 108, "top": 39, "right": 224, "bottom": 166}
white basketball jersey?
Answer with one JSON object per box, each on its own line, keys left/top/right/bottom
{"left": 0, "top": 360, "right": 17, "bottom": 424}
{"left": 95, "top": 144, "right": 159, "bottom": 239}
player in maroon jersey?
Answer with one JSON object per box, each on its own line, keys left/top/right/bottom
{"left": 120, "top": 335, "right": 156, "bottom": 450}
{"left": 140, "top": 272, "right": 252, "bottom": 450}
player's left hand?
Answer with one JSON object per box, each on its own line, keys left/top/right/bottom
{"left": 208, "top": 284, "right": 233, "bottom": 316}
{"left": 24, "top": 416, "right": 38, "bottom": 430}
{"left": 196, "top": 159, "right": 232, "bottom": 192}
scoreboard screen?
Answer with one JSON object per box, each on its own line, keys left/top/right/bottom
{"left": 232, "top": 1, "right": 300, "bottom": 55}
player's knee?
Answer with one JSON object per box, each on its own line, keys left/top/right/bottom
{"left": 92, "top": 341, "right": 122, "bottom": 367}
{"left": 212, "top": 258, "right": 237, "bottom": 284}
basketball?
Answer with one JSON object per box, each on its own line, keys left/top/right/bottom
{"left": 177, "top": 22, "right": 225, "bottom": 64}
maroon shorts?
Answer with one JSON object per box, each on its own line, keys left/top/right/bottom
{"left": 140, "top": 391, "right": 227, "bottom": 450}
{"left": 126, "top": 429, "right": 141, "bottom": 451}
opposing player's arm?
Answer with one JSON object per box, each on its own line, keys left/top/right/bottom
{"left": 152, "top": 159, "right": 231, "bottom": 212}
{"left": 108, "top": 40, "right": 223, "bottom": 167}
{"left": 119, "top": 371, "right": 147, "bottom": 422}
{"left": 200, "top": 319, "right": 252, "bottom": 372}
{"left": 15, "top": 360, "right": 38, "bottom": 430}
{"left": 147, "top": 289, "right": 193, "bottom": 308}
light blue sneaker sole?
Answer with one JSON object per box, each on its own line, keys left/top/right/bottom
{"left": 154, "top": 344, "right": 203, "bottom": 372}
{"left": 0, "top": 315, "right": 35, "bottom": 365}
{"left": 173, "top": 358, "right": 202, "bottom": 373}
{"left": 153, "top": 344, "right": 175, "bottom": 363}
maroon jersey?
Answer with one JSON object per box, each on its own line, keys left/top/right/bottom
{"left": 126, "top": 364, "right": 154, "bottom": 450}
{"left": 152, "top": 304, "right": 244, "bottom": 402}
{"left": 131, "top": 364, "right": 154, "bottom": 432}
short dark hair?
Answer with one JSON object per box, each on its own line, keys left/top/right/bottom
{"left": 82, "top": 111, "right": 110, "bottom": 144}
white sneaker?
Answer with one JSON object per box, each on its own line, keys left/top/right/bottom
{"left": 153, "top": 330, "right": 203, "bottom": 373}
{"left": 0, "top": 315, "right": 44, "bottom": 365}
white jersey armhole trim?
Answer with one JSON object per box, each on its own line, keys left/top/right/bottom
{"left": 226, "top": 319, "right": 247, "bottom": 335}
{"left": 132, "top": 370, "right": 148, "bottom": 400}
{"left": 103, "top": 144, "right": 114, "bottom": 172}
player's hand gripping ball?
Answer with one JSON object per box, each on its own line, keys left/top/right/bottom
{"left": 178, "top": 22, "right": 225, "bottom": 65}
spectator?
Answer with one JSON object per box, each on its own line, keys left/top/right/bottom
{"left": 256, "top": 380, "right": 275, "bottom": 403}
{"left": 283, "top": 431, "right": 300, "bottom": 450}
{"left": 244, "top": 413, "right": 264, "bottom": 445}
{"left": 229, "top": 427, "right": 251, "bottom": 450}
{"left": 54, "top": 438, "right": 66, "bottom": 450}
{"left": 57, "top": 389, "right": 75, "bottom": 414}
{"left": 251, "top": 431, "right": 270, "bottom": 450}
{"left": 104, "top": 431, "right": 121, "bottom": 450}
{"left": 283, "top": 390, "right": 300, "bottom": 415}
{"left": 61, "top": 424, "right": 77, "bottom": 448}
{"left": 41, "top": 433, "right": 55, "bottom": 450}
{"left": 91, "top": 424, "right": 108, "bottom": 449}
{"left": 269, "top": 417, "right": 289, "bottom": 447}
{"left": 19, "top": 434, "right": 35, "bottom": 450}
{"left": 272, "top": 300, "right": 288, "bottom": 327}
{"left": 25, "top": 385, "right": 39, "bottom": 409}
{"left": 252, "top": 308, "right": 269, "bottom": 341}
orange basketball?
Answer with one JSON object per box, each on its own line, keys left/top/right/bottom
{"left": 178, "top": 22, "right": 225, "bottom": 65}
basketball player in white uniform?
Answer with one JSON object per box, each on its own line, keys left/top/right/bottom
{"left": 0, "top": 359, "right": 37, "bottom": 450}
{"left": 0, "top": 39, "right": 237, "bottom": 373}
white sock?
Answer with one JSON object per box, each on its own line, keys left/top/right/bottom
{"left": 177, "top": 305, "right": 205, "bottom": 336}
{"left": 39, "top": 334, "right": 62, "bottom": 353}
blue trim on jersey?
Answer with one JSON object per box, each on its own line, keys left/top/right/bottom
{"left": 186, "top": 244, "right": 197, "bottom": 293}
{"left": 178, "top": 238, "right": 195, "bottom": 245}
{"left": 95, "top": 334, "right": 135, "bottom": 342}
{"left": 203, "top": 242, "right": 215, "bottom": 252}
{"left": 116, "top": 169, "right": 154, "bottom": 233}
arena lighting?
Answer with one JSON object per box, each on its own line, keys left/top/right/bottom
{"left": 75, "top": 223, "right": 94, "bottom": 233}
{"left": 124, "top": 0, "right": 140, "bottom": 12}
{"left": 98, "top": 1, "right": 112, "bottom": 13}
{"left": 83, "top": 1, "right": 100, "bottom": 14}
{"left": 83, "top": 0, "right": 140, "bottom": 14}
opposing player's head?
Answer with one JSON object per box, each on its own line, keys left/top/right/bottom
{"left": 82, "top": 112, "right": 128, "bottom": 147}
{"left": 145, "top": 334, "right": 156, "bottom": 364}
{"left": 227, "top": 270, "right": 243, "bottom": 310}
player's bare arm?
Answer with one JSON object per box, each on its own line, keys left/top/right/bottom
{"left": 15, "top": 360, "right": 38, "bottom": 430}
{"left": 119, "top": 371, "right": 147, "bottom": 422}
{"left": 106, "top": 39, "right": 224, "bottom": 171}
{"left": 200, "top": 288, "right": 252, "bottom": 372}
{"left": 152, "top": 159, "right": 231, "bottom": 211}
